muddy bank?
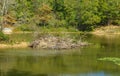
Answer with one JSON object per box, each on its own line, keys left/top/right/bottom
{"left": 29, "top": 35, "right": 88, "bottom": 49}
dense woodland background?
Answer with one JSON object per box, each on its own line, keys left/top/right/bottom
{"left": 0, "top": 0, "right": 120, "bottom": 31}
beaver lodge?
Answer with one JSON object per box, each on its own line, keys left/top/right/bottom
{"left": 29, "top": 35, "right": 89, "bottom": 49}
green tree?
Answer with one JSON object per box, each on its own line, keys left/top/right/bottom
{"left": 52, "top": 0, "right": 66, "bottom": 20}
{"left": 99, "top": 0, "right": 120, "bottom": 25}
{"left": 76, "top": 0, "right": 101, "bottom": 31}
{"left": 15, "top": 0, "right": 34, "bottom": 24}
{"left": 35, "top": 3, "right": 52, "bottom": 26}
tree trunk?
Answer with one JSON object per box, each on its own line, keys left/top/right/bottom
{"left": 107, "top": 19, "right": 112, "bottom": 26}
{"left": 0, "top": 0, "right": 8, "bottom": 31}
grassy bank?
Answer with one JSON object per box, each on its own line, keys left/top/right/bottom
{"left": 0, "top": 33, "right": 33, "bottom": 49}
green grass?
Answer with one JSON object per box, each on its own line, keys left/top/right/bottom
{"left": 13, "top": 25, "right": 79, "bottom": 33}
{"left": 37, "top": 26, "right": 79, "bottom": 33}
{"left": 4, "top": 33, "right": 34, "bottom": 44}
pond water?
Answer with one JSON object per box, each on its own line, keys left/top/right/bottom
{"left": 0, "top": 34, "right": 120, "bottom": 76}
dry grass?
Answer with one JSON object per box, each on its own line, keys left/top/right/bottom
{"left": 92, "top": 25, "right": 120, "bottom": 36}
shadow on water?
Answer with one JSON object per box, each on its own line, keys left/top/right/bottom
{"left": 0, "top": 34, "right": 120, "bottom": 76}
{"left": 1, "top": 69, "right": 48, "bottom": 76}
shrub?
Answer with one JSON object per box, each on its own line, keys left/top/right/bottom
{"left": 14, "top": 24, "right": 35, "bottom": 32}
{"left": 0, "top": 32, "right": 9, "bottom": 42}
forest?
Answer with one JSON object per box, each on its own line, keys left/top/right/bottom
{"left": 0, "top": 0, "right": 120, "bottom": 76}
{"left": 0, "top": 0, "right": 120, "bottom": 32}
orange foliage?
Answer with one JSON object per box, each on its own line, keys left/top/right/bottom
{"left": 3, "top": 15, "right": 16, "bottom": 27}
{"left": 36, "top": 4, "right": 53, "bottom": 24}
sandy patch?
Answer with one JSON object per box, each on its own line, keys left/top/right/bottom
{"left": 0, "top": 42, "right": 29, "bottom": 49}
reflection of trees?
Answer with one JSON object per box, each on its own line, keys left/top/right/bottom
{"left": 16, "top": 56, "right": 39, "bottom": 67}
{"left": 0, "top": 52, "right": 98, "bottom": 74}
{"left": 0, "top": 55, "right": 16, "bottom": 76}
{"left": 6, "top": 69, "right": 48, "bottom": 76}
{"left": 87, "top": 35, "right": 120, "bottom": 50}
{"left": 1, "top": 45, "right": 120, "bottom": 75}
{"left": 100, "top": 37, "right": 120, "bottom": 52}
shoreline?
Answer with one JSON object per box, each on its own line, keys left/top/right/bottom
{"left": 1, "top": 25, "right": 120, "bottom": 49}
{"left": 92, "top": 25, "right": 120, "bottom": 36}
{"left": 0, "top": 42, "right": 29, "bottom": 49}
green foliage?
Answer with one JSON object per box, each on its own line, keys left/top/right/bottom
{"left": 113, "top": 20, "right": 120, "bottom": 25}
{"left": 98, "top": 0, "right": 120, "bottom": 25}
{"left": 75, "top": 0, "right": 101, "bottom": 31}
{"left": 1, "top": 0, "right": 120, "bottom": 31}
{"left": 52, "top": 0, "right": 66, "bottom": 19}
{"left": 98, "top": 57, "right": 120, "bottom": 66}
{"left": 0, "top": 32, "right": 9, "bottom": 41}
{"left": 35, "top": 4, "right": 53, "bottom": 26}
{"left": 14, "top": 24, "right": 35, "bottom": 32}
{"left": 39, "top": 26, "right": 78, "bottom": 33}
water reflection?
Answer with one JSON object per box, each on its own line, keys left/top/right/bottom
{"left": 6, "top": 69, "right": 49, "bottom": 76}
{"left": 0, "top": 34, "right": 120, "bottom": 76}
{"left": 59, "top": 72, "right": 110, "bottom": 76}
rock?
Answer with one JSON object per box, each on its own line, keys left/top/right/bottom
{"left": 2, "top": 28, "right": 13, "bottom": 34}
{"left": 29, "top": 40, "right": 40, "bottom": 48}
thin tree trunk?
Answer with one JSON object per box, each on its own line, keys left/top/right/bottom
{"left": 107, "top": 19, "right": 112, "bottom": 26}
{"left": 0, "top": 0, "right": 8, "bottom": 31}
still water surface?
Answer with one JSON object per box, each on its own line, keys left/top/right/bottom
{"left": 0, "top": 34, "right": 120, "bottom": 76}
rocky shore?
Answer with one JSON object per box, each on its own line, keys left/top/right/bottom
{"left": 29, "top": 35, "right": 88, "bottom": 49}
